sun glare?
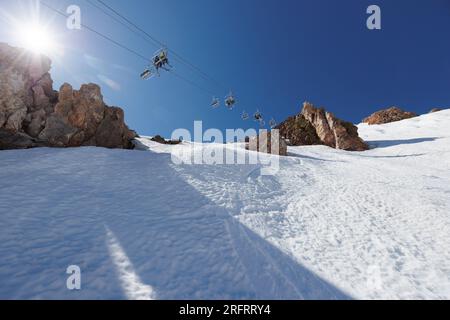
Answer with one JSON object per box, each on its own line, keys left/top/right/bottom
{"left": 17, "top": 22, "right": 56, "bottom": 55}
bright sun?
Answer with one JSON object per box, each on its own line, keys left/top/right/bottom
{"left": 17, "top": 23, "right": 56, "bottom": 55}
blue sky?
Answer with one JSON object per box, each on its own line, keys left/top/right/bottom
{"left": 1, "top": 0, "right": 450, "bottom": 137}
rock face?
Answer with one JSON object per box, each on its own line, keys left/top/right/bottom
{"left": 151, "top": 135, "right": 182, "bottom": 145}
{"left": 276, "top": 102, "right": 368, "bottom": 151}
{"left": 362, "top": 107, "right": 417, "bottom": 125}
{"left": 275, "top": 114, "right": 321, "bottom": 146}
{"left": 246, "top": 131, "right": 288, "bottom": 156}
{"left": 429, "top": 108, "right": 443, "bottom": 113}
{"left": 0, "top": 43, "right": 136, "bottom": 150}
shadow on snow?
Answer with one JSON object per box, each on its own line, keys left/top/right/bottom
{"left": 0, "top": 147, "right": 351, "bottom": 300}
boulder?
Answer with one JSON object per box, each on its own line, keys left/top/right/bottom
{"left": 275, "top": 114, "right": 321, "bottom": 146}
{"left": 0, "top": 43, "right": 137, "bottom": 150}
{"left": 325, "top": 112, "right": 368, "bottom": 151}
{"left": 301, "top": 103, "right": 336, "bottom": 147}
{"left": 362, "top": 107, "right": 417, "bottom": 125}
{"left": 0, "top": 129, "right": 42, "bottom": 149}
{"left": 151, "top": 135, "right": 182, "bottom": 145}
{"left": 277, "top": 102, "right": 368, "bottom": 151}
{"left": 96, "top": 107, "right": 135, "bottom": 149}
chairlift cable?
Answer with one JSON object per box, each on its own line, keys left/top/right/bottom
{"left": 91, "top": 1, "right": 271, "bottom": 123}
{"left": 84, "top": 0, "right": 160, "bottom": 50}
{"left": 168, "top": 70, "right": 216, "bottom": 97}
{"left": 41, "top": 1, "right": 149, "bottom": 62}
{"left": 42, "top": 1, "right": 276, "bottom": 128}
{"left": 41, "top": 1, "right": 218, "bottom": 98}
{"left": 94, "top": 0, "right": 226, "bottom": 91}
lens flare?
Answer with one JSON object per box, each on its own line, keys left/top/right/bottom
{"left": 17, "top": 22, "right": 56, "bottom": 55}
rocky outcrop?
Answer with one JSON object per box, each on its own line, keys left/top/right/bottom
{"left": 362, "top": 107, "right": 417, "bottom": 125}
{"left": 275, "top": 114, "right": 321, "bottom": 146}
{"left": 0, "top": 43, "right": 136, "bottom": 150}
{"left": 246, "top": 131, "right": 288, "bottom": 156}
{"left": 429, "top": 108, "right": 444, "bottom": 113}
{"left": 276, "top": 102, "right": 368, "bottom": 151}
{"left": 151, "top": 135, "right": 182, "bottom": 145}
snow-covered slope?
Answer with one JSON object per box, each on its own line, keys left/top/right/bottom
{"left": 0, "top": 110, "right": 449, "bottom": 299}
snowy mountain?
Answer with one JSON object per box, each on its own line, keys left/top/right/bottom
{"left": 0, "top": 110, "right": 449, "bottom": 299}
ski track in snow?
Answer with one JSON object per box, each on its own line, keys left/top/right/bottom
{"left": 0, "top": 110, "right": 449, "bottom": 299}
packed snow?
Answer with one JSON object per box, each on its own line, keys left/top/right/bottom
{"left": 0, "top": 110, "right": 449, "bottom": 299}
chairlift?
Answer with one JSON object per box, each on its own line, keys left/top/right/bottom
{"left": 241, "top": 110, "right": 249, "bottom": 120}
{"left": 211, "top": 97, "right": 220, "bottom": 108}
{"left": 152, "top": 48, "right": 172, "bottom": 75}
{"left": 140, "top": 68, "right": 153, "bottom": 80}
{"left": 225, "top": 92, "right": 236, "bottom": 110}
{"left": 140, "top": 48, "right": 171, "bottom": 80}
{"left": 269, "top": 118, "right": 277, "bottom": 129}
{"left": 254, "top": 110, "right": 263, "bottom": 122}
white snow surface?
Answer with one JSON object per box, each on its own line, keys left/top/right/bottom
{"left": 1, "top": 110, "right": 450, "bottom": 300}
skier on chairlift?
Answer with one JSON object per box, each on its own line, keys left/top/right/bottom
{"left": 254, "top": 110, "right": 263, "bottom": 122}
{"left": 140, "top": 49, "right": 171, "bottom": 80}
{"left": 254, "top": 110, "right": 265, "bottom": 127}
{"left": 225, "top": 92, "right": 236, "bottom": 109}
{"left": 153, "top": 49, "right": 171, "bottom": 74}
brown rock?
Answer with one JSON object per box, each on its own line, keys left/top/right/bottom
{"left": 0, "top": 43, "right": 137, "bottom": 150}
{"left": 301, "top": 102, "right": 336, "bottom": 147}
{"left": 0, "top": 112, "right": 5, "bottom": 128}
{"left": 68, "top": 84, "right": 105, "bottom": 138}
{"left": 24, "top": 109, "right": 46, "bottom": 137}
{"left": 362, "top": 107, "right": 417, "bottom": 125}
{"left": 429, "top": 108, "right": 443, "bottom": 113}
{"left": 54, "top": 83, "right": 74, "bottom": 119}
{"left": 325, "top": 112, "right": 368, "bottom": 151}
{"left": 38, "top": 115, "right": 78, "bottom": 147}
{"left": 0, "top": 129, "right": 42, "bottom": 149}
{"left": 151, "top": 135, "right": 182, "bottom": 145}
{"left": 276, "top": 114, "right": 321, "bottom": 146}
{"left": 277, "top": 102, "right": 368, "bottom": 151}
{"left": 95, "top": 107, "right": 134, "bottom": 149}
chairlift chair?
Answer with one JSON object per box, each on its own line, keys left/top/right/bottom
{"left": 225, "top": 92, "right": 236, "bottom": 110}
{"left": 269, "top": 118, "right": 277, "bottom": 129}
{"left": 140, "top": 68, "right": 153, "bottom": 80}
{"left": 152, "top": 48, "right": 172, "bottom": 75}
{"left": 211, "top": 97, "right": 220, "bottom": 108}
{"left": 241, "top": 110, "right": 249, "bottom": 120}
{"left": 254, "top": 110, "right": 263, "bottom": 122}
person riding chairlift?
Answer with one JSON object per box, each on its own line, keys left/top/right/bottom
{"left": 154, "top": 51, "right": 170, "bottom": 71}
{"left": 225, "top": 94, "right": 236, "bottom": 109}
{"left": 254, "top": 111, "right": 262, "bottom": 122}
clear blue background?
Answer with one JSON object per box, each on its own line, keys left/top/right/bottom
{"left": 1, "top": 0, "right": 450, "bottom": 137}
